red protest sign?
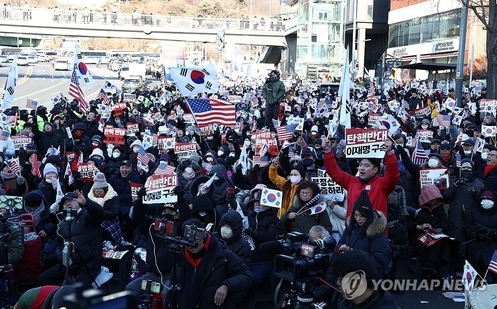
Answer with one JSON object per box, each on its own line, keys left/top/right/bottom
{"left": 103, "top": 126, "right": 126, "bottom": 145}
{"left": 77, "top": 162, "right": 99, "bottom": 181}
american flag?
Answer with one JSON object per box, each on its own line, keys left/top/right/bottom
{"left": 435, "top": 114, "right": 451, "bottom": 127}
{"left": 276, "top": 123, "right": 298, "bottom": 144}
{"left": 68, "top": 68, "right": 88, "bottom": 113}
{"left": 137, "top": 147, "right": 150, "bottom": 173}
{"left": 154, "top": 161, "right": 176, "bottom": 175}
{"left": 6, "top": 158, "right": 20, "bottom": 175}
{"left": 186, "top": 98, "right": 235, "bottom": 128}
{"left": 411, "top": 134, "right": 429, "bottom": 166}
{"left": 32, "top": 155, "right": 41, "bottom": 178}
{"left": 97, "top": 88, "right": 110, "bottom": 104}
{"left": 252, "top": 155, "right": 269, "bottom": 167}
{"left": 160, "top": 66, "right": 168, "bottom": 86}
{"left": 489, "top": 250, "right": 497, "bottom": 275}
{"left": 368, "top": 82, "right": 375, "bottom": 97}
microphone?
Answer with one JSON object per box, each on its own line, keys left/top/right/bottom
{"left": 259, "top": 240, "right": 282, "bottom": 252}
{"left": 65, "top": 207, "right": 73, "bottom": 222}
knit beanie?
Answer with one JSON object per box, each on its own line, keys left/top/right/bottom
{"left": 24, "top": 192, "right": 43, "bottom": 208}
{"left": 291, "top": 165, "right": 306, "bottom": 179}
{"left": 93, "top": 172, "right": 108, "bottom": 189}
{"left": 43, "top": 163, "right": 57, "bottom": 177}
{"left": 353, "top": 190, "right": 374, "bottom": 214}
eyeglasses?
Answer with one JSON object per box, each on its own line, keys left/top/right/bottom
{"left": 488, "top": 153, "right": 497, "bottom": 158}
{"left": 300, "top": 190, "right": 313, "bottom": 195}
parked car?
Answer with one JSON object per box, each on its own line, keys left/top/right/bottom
{"left": 17, "top": 56, "right": 30, "bottom": 66}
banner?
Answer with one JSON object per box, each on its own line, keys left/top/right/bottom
{"left": 77, "top": 162, "right": 99, "bottom": 181}
{"left": 312, "top": 170, "right": 345, "bottom": 196}
{"left": 103, "top": 126, "right": 126, "bottom": 145}
{"left": 174, "top": 143, "right": 197, "bottom": 158}
{"left": 419, "top": 168, "right": 450, "bottom": 189}
{"left": 130, "top": 182, "right": 143, "bottom": 202}
{"left": 143, "top": 174, "right": 178, "bottom": 204}
{"left": 126, "top": 123, "right": 140, "bottom": 136}
{"left": 345, "top": 128, "right": 388, "bottom": 158}
{"left": 12, "top": 135, "right": 32, "bottom": 150}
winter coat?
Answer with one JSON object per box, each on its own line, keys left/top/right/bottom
{"left": 55, "top": 199, "right": 104, "bottom": 268}
{"left": 281, "top": 195, "right": 333, "bottom": 235}
{"left": 217, "top": 211, "right": 251, "bottom": 267}
{"left": 175, "top": 233, "right": 252, "bottom": 309}
{"left": 0, "top": 220, "right": 24, "bottom": 266}
{"left": 464, "top": 203, "right": 497, "bottom": 272}
{"left": 443, "top": 175, "right": 484, "bottom": 241}
{"left": 133, "top": 202, "right": 180, "bottom": 276}
{"left": 324, "top": 151, "right": 399, "bottom": 222}
{"left": 88, "top": 185, "right": 121, "bottom": 244}
{"left": 338, "top": 289, "right": 398, "bottom": 309}
{"left": 247, "top": 207, "right": 279, "bottom": 263}
{"left": 38, "top": 131, "right": 63, "bottom": 157}
{"left": 261, "top": 79, "right": 285, "bottom": 105}
{"left": 268, "top": 163, "right": 300, "bottom": 218}
{"left": 416, "top": 185, "right": 448, "bottom": 234}
{"left": 477, "top": 165, "right": 497, "bottom": 189}
{"left": 337, "top": 211, "right": 390, "bottom": 278}
{"left": 208, "top": 164, "right": 234, "bottom": 214}
{"left": 17, "top": 190, "right": 56, "bottom": 237}
{"left": 104, "top": 156, "right": 125, "bottom": 179}
{"left": 36, "top": 179, "right": 66, "bottom": 207}
{"left": 108, "top": 171, "right": 141, "bottom": 215}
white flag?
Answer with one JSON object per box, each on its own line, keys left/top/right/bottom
{"left": 170, "top": 65, "right": 219, "bottom": 96}
{"left": 73, "top": 45, "right": 94, "bottom": 90}
{"left": 55, "top": 180, "right": 65, "bottom": 204}
{"left": 1, "top": 58, "right": 18, "bottom": 108}
{"left": 215, "top": 20, "right": 227, "bottom": 51}
{"left": 339, "top": 48, "right": 351, "bottom": 129}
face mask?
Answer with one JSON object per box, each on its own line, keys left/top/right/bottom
{"left": 54, "top": 120, "right": 60, "bottom": 125}
{"left": 185, "top": 167, "right": 193, "bottom": 174}
{"left": 220, "top": 226, "right": 233, "bottom": 239}
{"left": 133, "top": 147, "right": 139, "bottom": 153}
{"left": 421, "top": 124, "right": 429, "bottom": 130}
{"left": 428, "top": 159, "right": 439, "bottom": 168}
{"left": 253, "top": 207, "right": 263, "bottom": 214}
{"left": 289, "top": 175, "right": 301, "bottom": 184}
{"left": 482, "top": 153, "right": 489, "bottom": 160}
{"left": 244, "top": 141, "right": 251, "bottom": 147}
{"left": 213, "top": 175, "right": 220, "bottom": 181}
{"left": 481, "top": 199, "right": 495, "bottom": 210}
{"left": 464, "top": 150, "right": 472, "bottom": 155}
{"left": 198, "top": 211, "right": 207, "bottom": 217}
{"left": 303, "top": 159, "right": 314, "bottom": 167}
{"left": 92, "top": 142, "right": 99, "bottom": 147}
{"left": 115, "top": 119, "right": 121, "bottom": 124}
{"left": 206, "top": 136, "right": 213, "bottom": 140}
{"left": 217, "top": 150, "right": 224, "bottom": 157}
{"left": 112, "top": 152, "right": 120, "bottom": 158}
{"left": 205, "top": 157, "right": 214, "bottom": 163}
{"left": 461, "top": 171, "right": 473, "bottom": 179}
{"left": 311, "top": 131, "right": 317, "bottom": 135}
{"left": 163, "top": 214, "right": 175, "bottom": 222}
{"left": 186, "top": 131, "right": 191, "bottom": 136}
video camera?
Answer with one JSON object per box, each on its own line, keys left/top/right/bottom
{"left": 59, "top": 283, "right": 137, "bottom": 309}
{"left": 268, "top": 232, "right": 335, "bottom": 282}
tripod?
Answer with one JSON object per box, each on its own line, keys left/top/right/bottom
{"left": 0, "top": 231, "right": 14, "bottom": 309}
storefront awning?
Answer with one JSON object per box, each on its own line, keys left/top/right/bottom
{"left": 397, "top": 62, "right": 457, "bottom": 71}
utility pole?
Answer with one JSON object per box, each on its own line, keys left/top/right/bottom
{"left": 455, "top": 0, "right": 468, "bottom": 107}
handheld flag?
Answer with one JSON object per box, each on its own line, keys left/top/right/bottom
{"left": 6, "top": 158, "right": 20, "bottom": 176}
{"left": 215, "top": 20, "right": 227, "bottom": 51}
{"left": 68, "top": 68, "right": 89, "bottom": 113}
{"left": 137, "top": 147, "right": 150, "bottom": 173}
{"left": 199, "top": 173, "right": 217, "bottom": 194}
{"left": 32, "top": 155, "right": 41, "bottom": 178}
{"left": 154, "top": 161, "right": 176, "bottom": 175}
{"left": 1, "top": 58, "right": 18, "bottom": 108}
{"left": 186, "top": 98, "right": 235, "bottom": 128}
{"left": 170, "top": 66, "right": 219, "bottom": 95}
{"left": 73, "top": 45, "right": 94, "bottom": 90}
{"left": 26, "top": 99, "right": 38, "bottom": 110}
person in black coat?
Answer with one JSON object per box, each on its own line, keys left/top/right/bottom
{"left": 476, "top": 144, "right": 497, "bottom": 188}
{"left": 38, "top": 190, "right": 104, "bottom": 287}
{"left": 216, "top": 211, "right": 251, "bottom": 267}
{"left": 170, "top": 218, "right": 252, "bottom": 309}
{"left": 127, "top": 188, "right": 181, "bottom": 308}
{"left": 67, "top": 122, "right": 91, "bottom": 156}
{"left": 37, "top": 123, "right": 63, "bottom": 157}
{"left": 104, "top": 145, "right": 125, "bottom": 178}
{"left": 18, "top": 190, "right": 56, "bottom": 244}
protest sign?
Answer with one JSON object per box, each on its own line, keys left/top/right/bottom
{"left": 345, "top": 128, "right": 388, "bottom": 158}
{"left": 141, "top": 133, "right": 157, "bottom": 150}
{"left": 77, "top": 162, "right": 99, "bottom": 181}
{"left": 143, "top": 174, "right": 178, "bottom": 204}
{"left": 174, "top": 143, "right": 197, "bottom": 158}
{"left": 414, "top": 106, "right": 431, "bottom": 118}
{"left": 368, "top": 113, "right": 382, "bottom": 126}
{"left": 130, "top": 182, "right": 144, "bottom": 202}
{"left": 419, "top": 168, "right": 450, "bottom": 189}
{"left": 103, "top": 126, "right": 126, "bottom": 145}
{"left": 417, "top": 129, "right": 434, "bottom": 143}
{"left": 251, "top": 131, "right": 278, "bottom": 155}
{"left": 126, "top": 123, "right": 140, "bottom": 136}
{"left": 11, "top": 135, "right": 32, "bottom": 150}
{"left": 312, "top": 170, "right": 345, "bottom": 196}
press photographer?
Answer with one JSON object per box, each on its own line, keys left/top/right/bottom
{"left": 261, "top": 70, "right": 285, "bottom": 131}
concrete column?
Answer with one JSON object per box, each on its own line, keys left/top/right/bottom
{"left": 357, "top": 27, "right": 366, "bottom": 78}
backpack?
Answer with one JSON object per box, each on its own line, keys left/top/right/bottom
{"left": 386, "top": 185, "right": 409, "bottom": 260}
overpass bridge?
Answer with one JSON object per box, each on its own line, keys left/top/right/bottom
{"left": 0, "top": 7, "right": 297, "bottom": 47}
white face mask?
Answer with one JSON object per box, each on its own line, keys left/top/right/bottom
{"left": 244, "top": 140, "right": 251, "bottom": 147}
{"left": 217, "top": 150, "right": 224, "bottom": 157}
{"left": 421, "top": 124, "right": 429, "bottom": 130}
{"left": 220, "top": 226, "right": 233, "bottom": 239}
{"left": 482, "top": 153, "right": 489, "bottom": 160}
{"left": 428, "top": 159, "right": 439, "bottom": 168}
{"left": 185, "top": 167, "right": 193, "bottom": 174}
{"left": 481, "top": 199, "right": 495, "bottom": 210}
{"left": 186, "top": 131, "right": 191, "bottom": 136}
{"left": 289, "top": 175, "right": 301, "bottom": 184}
{"left": 133, "top": 146, "right": 140, "bottom": 153}
{"left": 464, "top": 150, "right": 472, "bottom": 155}
{"left": 92, "top": 142, "right": 99, "bottom": 146}
{"left": 112, "top": 152, "right": 120, "bottom": 158}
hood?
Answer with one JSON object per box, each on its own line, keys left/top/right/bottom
{"left": 190, "top": 175, "right": 211, "bottom": 197}
{"left": 72, "top": 122, "right": 87, "bottom": 132}
{"left": 191, "top": 195, "right": 215, "bottom": 214}
{"left": 418, "top": 184, "right": 444, "bottom": 211}
{"left": 209, "top": 164, "right": 227, "bottom": 179}
{"left": 346, "top": 210, "right": 387, "bottom": 237}
{"left": 218, "top": 211, "right": 243, "bottom": 238}
{"left": 24, "top": 190, "right": 49, "bottom": 208}
{"left": 177, "top": 158, "right": 202, "bottom": 175}
{"left": 88, "top": 185, "right": 118, "bottom": 205}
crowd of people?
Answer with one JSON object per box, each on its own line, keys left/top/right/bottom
{"left": 0, "top": 69, "right": 495, "bottom": 308}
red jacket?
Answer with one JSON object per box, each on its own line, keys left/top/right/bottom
{"left": 324, "top": 151, "right": 400, "bottom": 219}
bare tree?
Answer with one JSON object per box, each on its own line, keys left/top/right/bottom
{"left": 467, "top": 0, "right": 497, "bottom": 97}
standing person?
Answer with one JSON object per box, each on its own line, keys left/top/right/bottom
{"left": 261, "top": 70, "right": 285, "bottom": 131}
{"left": 170, "top": 218, "right": 252, "bottom": 309}
{"left": 321, "top": 138, "right": 399, "bottom": 220}
{"left": 38, "top": 190, "right": 104, "bottom": 287}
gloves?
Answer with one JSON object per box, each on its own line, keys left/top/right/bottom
{"left": 476, "top": 224, "right": 490, "bottom": 235}
{"left": 227, "top": 187, "right": 235, "bottom": 197}
{"left": 136, "top": 187, "right": 147, "bottom": 201}
{"left": 244, "top": 227, "right": 258, "bottom": 238}
{"left": 173, "top": 186, "right": 185, "bottom": 204}
{"left": 50, "top": 203, "right": 59, "bottom": 214}
{"left": 274, "top": 221, "right": 286, "bottom": 236}
{"left": 16, "top": 176, "right": 25, "bottom": 185}
{"left": 251, "top": 164, "right": 260, "bottom": 173}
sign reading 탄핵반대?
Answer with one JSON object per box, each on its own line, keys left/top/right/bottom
{"left": 143, "top": 174, "right": 178, "bottom": 204}
{"left": 345, "top": 128, "right": 388, "bottom": 159}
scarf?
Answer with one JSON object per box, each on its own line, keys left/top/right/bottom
{"left": 88, "top": 185, "right": 118, "bottom": 206}
{"left": 24, "top": 201, "right": 46, "bottom": 224}
{"left": 484, "top": 164, "right": 497, "bottom": 177}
